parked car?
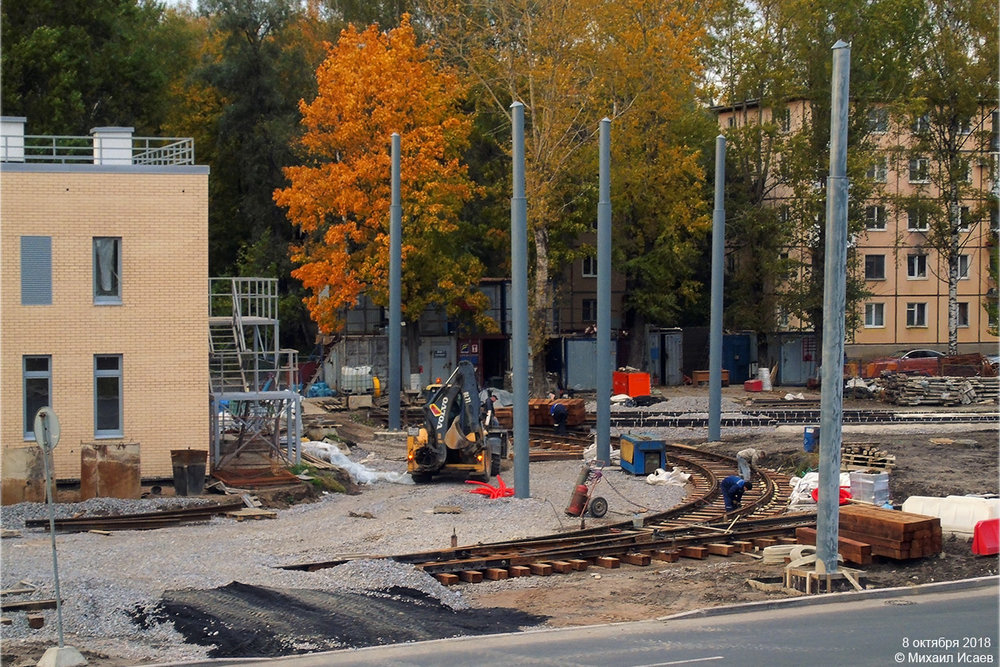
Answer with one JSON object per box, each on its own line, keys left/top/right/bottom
{"left": 864, "top": 349, "right": 944, "bottom": 378}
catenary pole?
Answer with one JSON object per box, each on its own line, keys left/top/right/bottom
{"left": 511, "top": 102, "right": 530, "bottom": 498}
{"left": 388, "top": 133, "right": 401, "bottom": 431}
{"left": 596, "top": 118, "right": 612, "bottom": 464}
{"left": 709, "top": 136, "right": 726, "bottom": 442}
{"left": 817, "top": 40, "right": 851, "bottom": 574}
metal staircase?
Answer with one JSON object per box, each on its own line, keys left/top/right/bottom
{"left": 209, "top": 278, "right": 302, "bottom": 472}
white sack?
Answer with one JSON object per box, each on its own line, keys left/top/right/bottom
{"left": 303, "top": 440, "right": 414, "bottom": 485}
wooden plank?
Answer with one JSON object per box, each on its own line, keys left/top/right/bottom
{"left": 796, "top": 527, "right": 872, "bottom": 565}
{"left": 706, "top": 543, "right": 738, "bottom": 556}
{"left": 484, "top": 568, "right": 509, "bottom": 581}
{"left": 529, "top": 563, "right": 553, "bottom": 576}
{"left": 434, "top": 573, "right": 459, "bottom": 586}
{"left": 753, "top": 538, "right": 778, "bottom": 549}
{"left": 621, "top": 552, "right": 651, "bottom": 566}
{"left": 679, "top": 546, "right": 707, "bottom": 560}
{"left": 595, "top": 556, "right": 621, "bottom": 569}
{"left": 508, "top": 566, "right": 531, "bottom": 577}
{"left": 458, "top": 570, "right": 483, "bottom": 583}
{"left": 567, "top": 559, "right": 589, "bottom": 571}
{"left": 0, "top": 599, "right": 57, "bottom": 612}
{"left": 651, "top": 549, "right": 680, "bottom": 562}
{"left": 549, "top": 561, "right": 575, "bottom": 573}
{"left": 731, "top": 540, "right": 755, "bottom": 553}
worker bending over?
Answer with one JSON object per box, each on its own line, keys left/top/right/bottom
{"left": 736, "top": 447, "right": 766, "bottom": 483}
{"left": 720, "top": 475, "right": 748, "bottom": 512}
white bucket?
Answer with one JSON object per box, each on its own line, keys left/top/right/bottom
{"left": 409, "top": 373, "right": 422, "bottom": 392}
{"left": 758, "top": 367, "right": 773, "bottom": 391}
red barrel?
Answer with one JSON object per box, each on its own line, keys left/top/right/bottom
{"left": 565, "top": 484, "right": 589, "bottom": 516}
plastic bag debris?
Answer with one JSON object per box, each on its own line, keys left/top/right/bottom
{"left": 302, "top": 440, "right": 414, "bottom": 485}
{"left": 645, "top": 467, "right": 691, "bottom": 486}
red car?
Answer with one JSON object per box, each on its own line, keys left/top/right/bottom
{"left": 864, "top": 349, "right": 944, "bottom": 378}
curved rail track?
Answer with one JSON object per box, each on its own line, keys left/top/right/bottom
{"left": 283, "top": 440, "right": 818, "bottom": 583}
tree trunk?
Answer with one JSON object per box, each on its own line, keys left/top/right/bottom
{"left": 626, "top": 311, "right": 648, "bottom": 371}
{"left": 947, "top": 201, "right": 961, "bottom": 356}
{"left": 405, "top": 319, "right": 422, "bottom": 377}
{"left": 530, "top": 224, "right": 553, "bottom": 396}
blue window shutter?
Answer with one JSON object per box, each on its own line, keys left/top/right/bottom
{"left": 21, "top": 236, "right": 52, "bottom": 305}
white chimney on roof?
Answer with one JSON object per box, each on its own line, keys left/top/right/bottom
{"left": 1, "top": 116, "right": 27, "bottom": 162}
{"left": 91, "top": 126, "right": 134, "bottom": 165}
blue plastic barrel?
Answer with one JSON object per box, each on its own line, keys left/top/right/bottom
{"left": 803, "top": 426, "right": 819, "bottom": 453}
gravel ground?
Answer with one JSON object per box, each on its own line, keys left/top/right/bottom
{"left": 0, "top": 435, "right": 686, "bottom": 665}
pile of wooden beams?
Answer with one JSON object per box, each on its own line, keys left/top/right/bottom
{"left": 838, "top": 504, "right": 942, "bottom": 560}
{"left": 841, "top": 443, "right": 896, "bottom": 471}
{"left": 526, "top": 399, "right": 587, "bottom": 426}
{"left": 876, "top": 374, "right": 999, "bottom": 406}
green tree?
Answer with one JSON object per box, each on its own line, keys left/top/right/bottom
{"left": 893, "top": 0, "right": 998, "bottom": 354}
{"left": 1, "top": 0, "right": 175, "bottom": 134}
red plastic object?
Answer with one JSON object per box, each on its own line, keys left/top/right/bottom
{"left": 465, "top": 476, "right": 514, "bottom": 499}
{"left": 811, "top": 486, "right": 853, "bottom": 505}
{"left": 743, "top": 379, "right": 763, "bottom": 392}
{"left": 613, "top": 371, "right": 651, "bottom": 397}
{"left": 972, "top": 518, "right": 1000, "bottom": 556}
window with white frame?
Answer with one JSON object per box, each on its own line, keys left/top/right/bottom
{"left": 93, "top": 237, "right": 122, "bottom": 304}
{"left": 581, "top": 299, "right": 597, "bottom": 323}
{"left": 992, "top": 208, "right": 999, "bottom": 232}
{"left": 908, "top": 208, "right": 929, "bottom": 231}
{"left": 866, "top": 205, "right": 886, "bottom": 230}
{"left": 779, "top": 108, "right": 791, "bottom": 133}
{"left": 958, "top": 206, "right": 972, "bottom": 231}
{"left": 864, "top": 303, "right": 885, "bottom": 327}
{"left": 912, "top": 115, "right": 930, "bottom": 134}
{"left": 907, "top": 253, "right": 927, "bottom": 278}
{"left": 867, "top": 157, "right": 887, "bottom": 183}
{"left": 23, "top": 356, "right": 51, "bottom": 440}
{"left": 867, "top": 108, "right": 889, "bottom": 133}
{"left": 864, "top": 254, "right": 886, "bottom": 280}
{"left": 906, "top": 302, "right": 927, "bottom": 327}
{"left": 582, "top": 256, "right": 597, "bottom": 278}
{"left": 21, "top": 236, "right": 52, "bottom": 306}
{"left": 958, "top": 254, "right": 970, "bottom": 279}
{"left": 957, "top": 302, "right": 970, "bottom": 327}
{"left": 909, "top": 157, "right": 930, "bottom": 183}
{"left": 958, "top": 158, "right": 972, "bottom": 183}
{"left": 958, "top": 117, "right": 972, "bottom": 135}
{"left": 95, "top": 355, "right": 123, "bottom": 438}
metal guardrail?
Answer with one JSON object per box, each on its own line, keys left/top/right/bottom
{"left": 1, "top": 135, "right": 194, "bottom": 165}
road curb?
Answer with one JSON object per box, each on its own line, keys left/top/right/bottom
{"left": 661, "top": 575, "right": 1000, "bottom": 620}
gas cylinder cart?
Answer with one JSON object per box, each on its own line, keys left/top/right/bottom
{"left": 564, "top": 460, "right": 609, "bottom": 518}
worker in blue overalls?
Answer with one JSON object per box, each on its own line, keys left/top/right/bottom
{"left": 720, "top": 475, "right": 748, "bottom": 512}
{"left": 550, "top": 402, "right": 568, "bottom": 435}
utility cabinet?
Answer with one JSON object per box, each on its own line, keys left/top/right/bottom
{"left": 619, "top": 434, "right": 666, "bottom": 476}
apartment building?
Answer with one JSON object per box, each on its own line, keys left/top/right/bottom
{"left": 714, "top": 100, "right": 998, "bottom": 357}
{"left": 1, "top": 118, "right": 210, "bottom": 485}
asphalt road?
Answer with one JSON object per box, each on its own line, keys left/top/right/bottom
{"left": 168, "top": 577, "right": 999, "bottom": 667}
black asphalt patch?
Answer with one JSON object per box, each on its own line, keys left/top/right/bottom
{"left": 132, "top": 582, "right": 549, "bottom": 658}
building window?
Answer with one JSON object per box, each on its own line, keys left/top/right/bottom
{"left": 866, "top": 205, "right": 886, "bottom": 230}
{"left": 779, "top": 108, "right": 791, "bottom": 133}
{"left": 581, "top": 299, "right": 597, "bottom": 323}
{"left": 907, "top": 254, "right": 927, "bottom": 279}
{"left": 906, "top": 302, "right": 927, "bottom": 327}
{"left": 991, "top": 208, "right": 999, "bottom": 232}
{"left": 582, "top": 256, "right": 597, "bottom": 278}
{"left": 992, "top": 112, "right": 999, "bottom": 152}
{"left": 912, "top": 114, "right": 930, "bottom": 134}
{"left": 864, "top": 303, "right": 885, "bottom": 328}
{"left": 777, "top": 307, "right": 790, "bottom": 328}
{"left": 958, "top": 118, "right": 972, "bottom": 135}
{"left": 958, "top": 254, "right": 970, "bottom": 279}
{"left": 909, "top": 157, "right": 930, "bottom": 183}
{"left": 727, "top": 116, "right": 735, "bottom": 128}
{"left": 867, "top": 108, "right": 888, "bottom": 133}
{"left": 958, "top": 206, "right": 972, "bottom": 231}
{"left": 23, "top": 356, "right": 52, "bottom": 440}
{"left": 864, "top": 254, "right": 886, "bottom": 280}
{"left": 95, "top": 355, "right": 123, "bottom": 438}
{"left": 867, "top": 157, "right": 887, "bottom": 183}
{"left": 957, "top": 302, "right": 970, "bottom": 327}
{"left": 908, "top": 208, "right": 929, "bottom": 231}
{"left": 94, "top": 237, "right": 122, "bottom": 304}
{"left": 21, "top": 236, "right": 52, "bottom": 305}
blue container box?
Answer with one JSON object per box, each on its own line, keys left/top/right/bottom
{"left": 620, "top": 434, "right": 666, "bottom": 475}
{"left": 803, "top": 426, "right": 820, "bottom": 453}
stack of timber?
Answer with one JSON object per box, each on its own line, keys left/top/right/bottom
{"left": 940, "top": 353, "right": 998, "bottom": 378}
{"left": 527, "top": 399, "right": 587, "bottom": 426}
{"left": 841, "top": 443, "right": 896, "bottom": 471}
{"left": 876, "top": 374, "right": 999, "bottom": 406}
{"left": 838, "top": 504, "right": 942, "bottom": 560}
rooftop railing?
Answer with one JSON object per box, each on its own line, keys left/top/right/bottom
{"left": 0, "top": 134, "right": 195, "bottom": 165}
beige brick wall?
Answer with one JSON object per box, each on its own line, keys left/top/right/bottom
{"left": 2, "top": 169, "right": 209, "bottom": 480}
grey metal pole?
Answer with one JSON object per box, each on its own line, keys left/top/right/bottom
{"left": 388, "top": 133, "right": 402, "bottom": 431}
{"left": 596, "top": 118, "right": 612, "bottom": 464}
{"left": 511, "top": 102, "right": 530, "bottom": 498}
{"left": 708, "top": 136, "right": 726, "bottom": 442}
{"left": 41, "top": 446, "right": 65, "bottom": 647}
{"left": 817, "top": 40, "right": 851, "bottom": 575}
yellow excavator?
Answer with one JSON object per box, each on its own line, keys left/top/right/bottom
{"left": 406, "top": 360, "right": 509, "bottom": 483}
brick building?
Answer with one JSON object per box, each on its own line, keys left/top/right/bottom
{"left": 1, "top": 118, "right": 210, "bottom": 483}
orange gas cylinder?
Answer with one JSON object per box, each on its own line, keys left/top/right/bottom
{"left": 565, "top": 484, "right": 590, "bottom": 517}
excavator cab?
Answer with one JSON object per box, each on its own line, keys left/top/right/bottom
{"left": 407, "top": 361, "right": 509, "bottom": 483}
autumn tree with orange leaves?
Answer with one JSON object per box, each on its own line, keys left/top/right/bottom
{"left": 275, "top": 16, "right": 492, "bottom": 372}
